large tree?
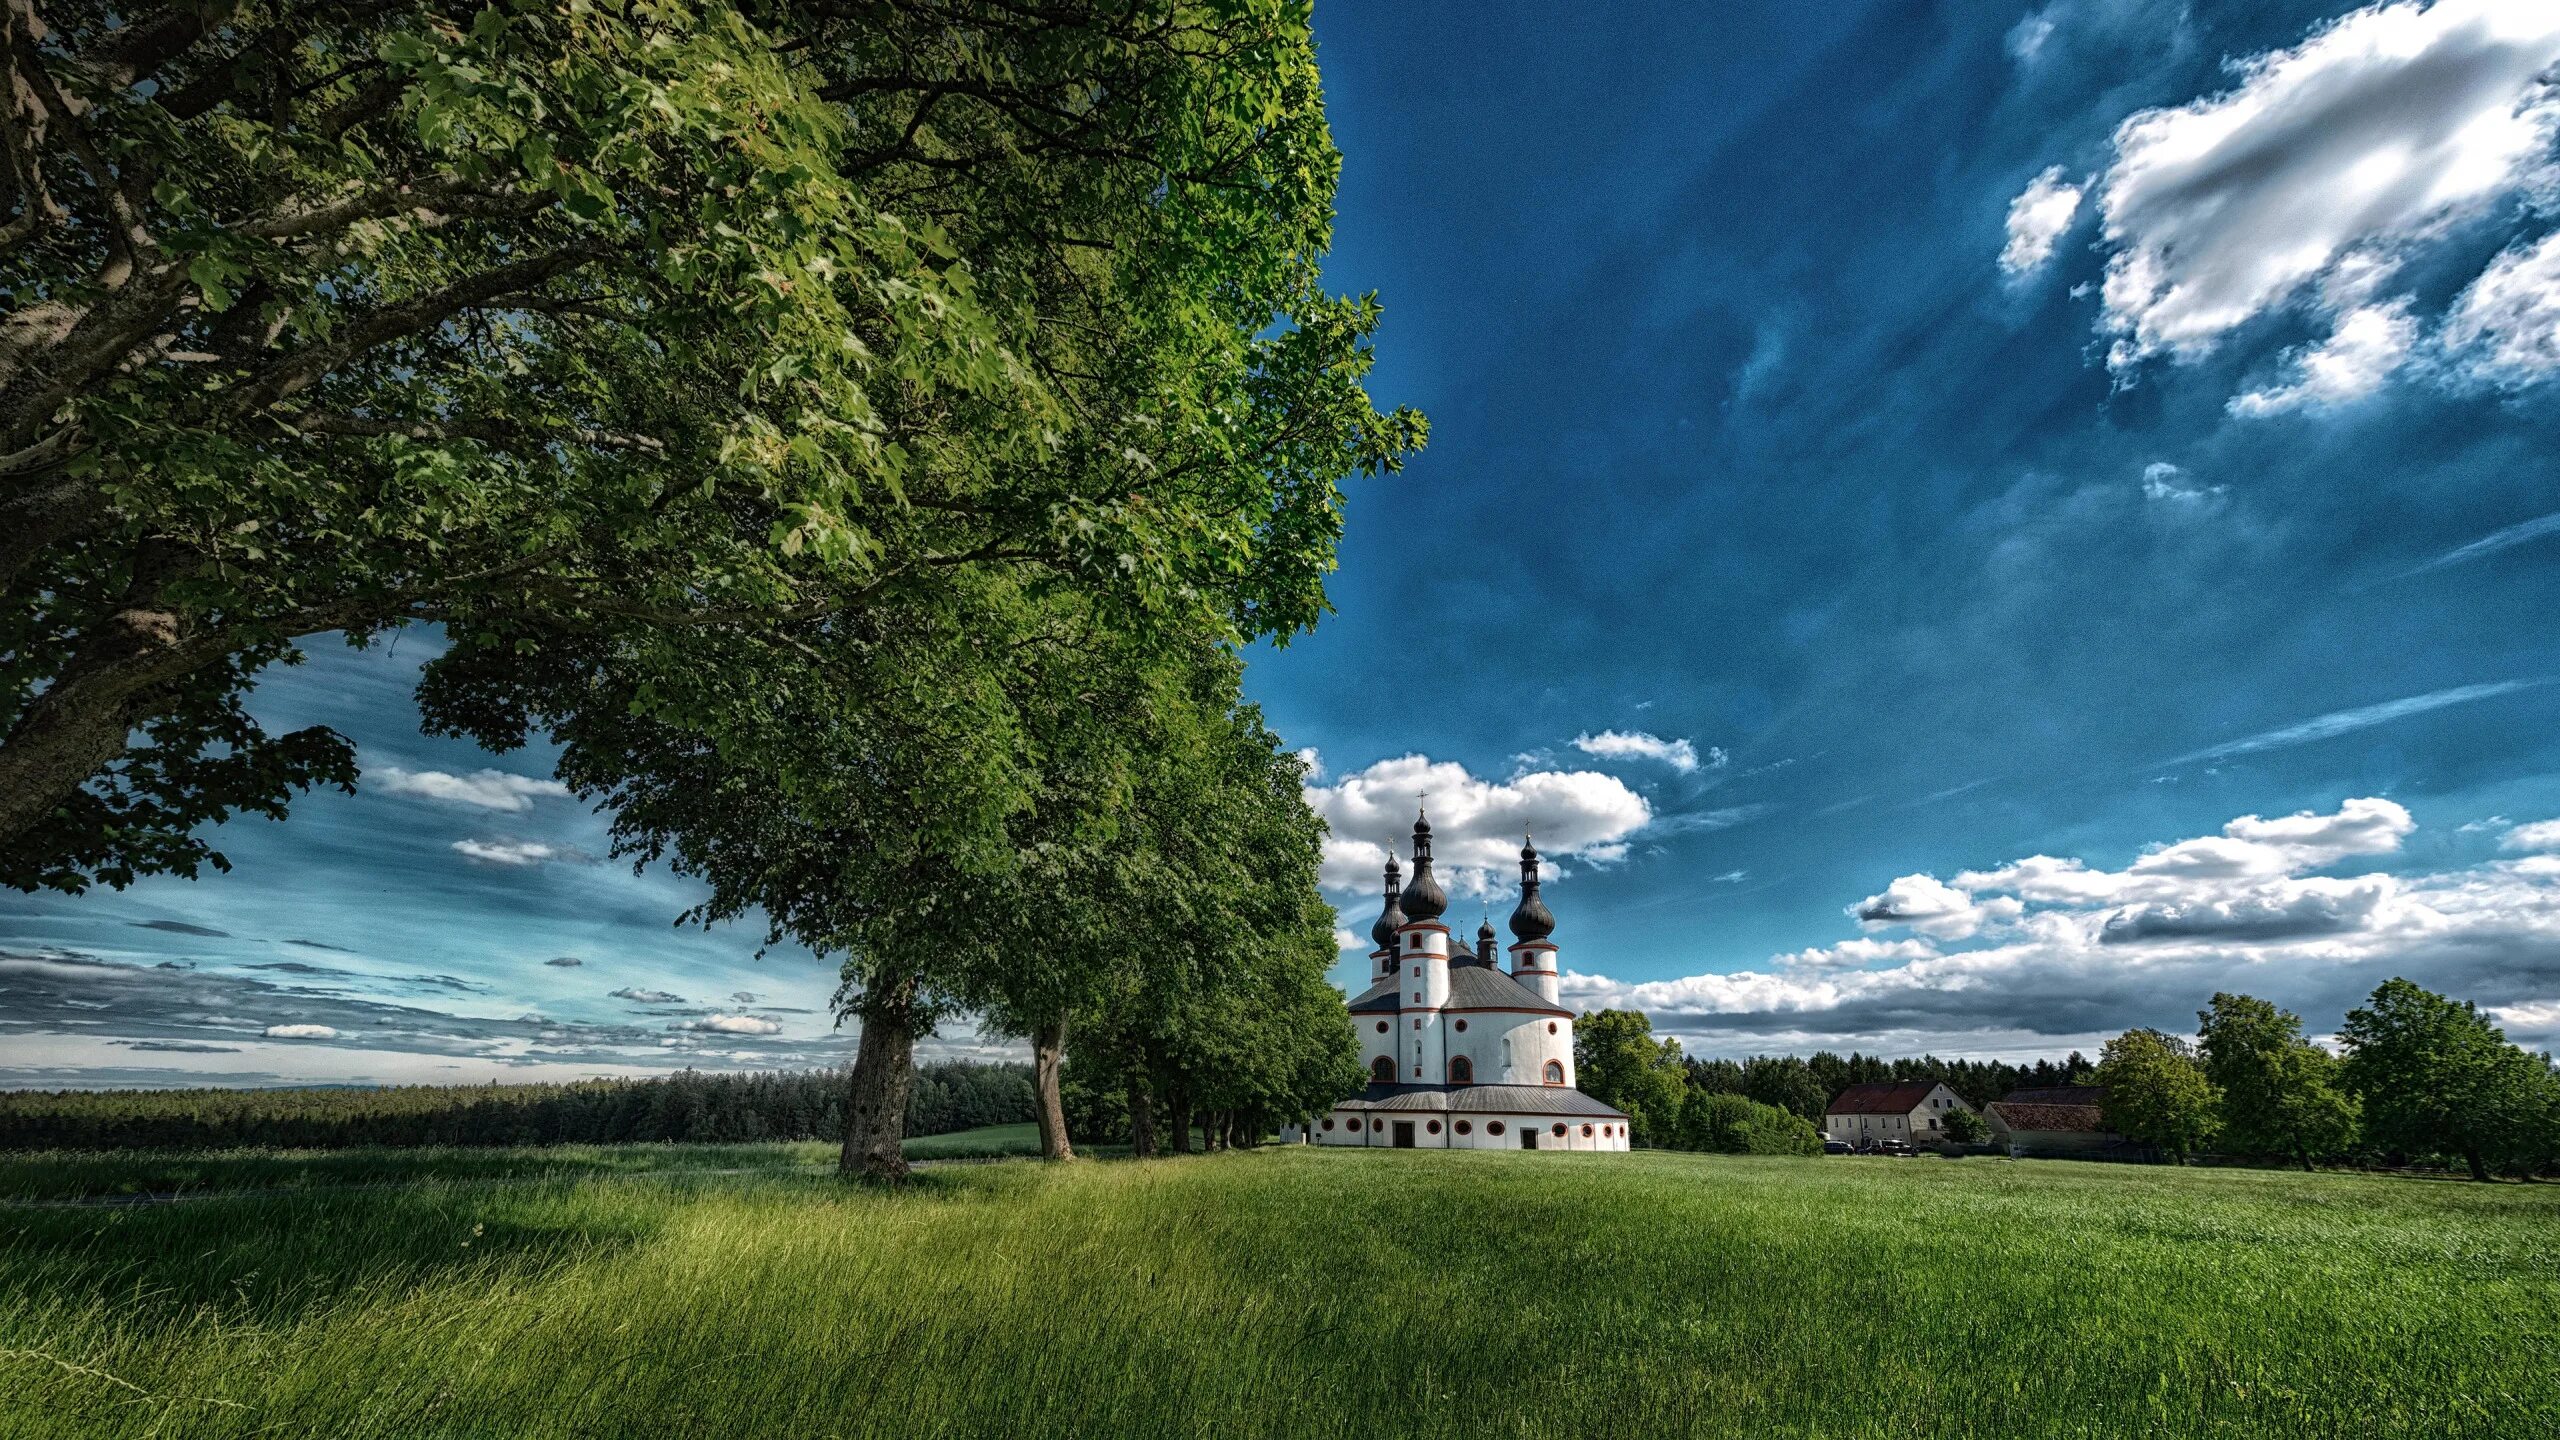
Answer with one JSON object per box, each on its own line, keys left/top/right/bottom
{"left": 2339, "top": 978, "right": 2555, "bottom": 1181}
{"left": 2196, "top": 992, "right": 2359, "bottom": 1171}
{"left": 2096, "top": 1027, "right": 2220, "bottom": 1163}
{"left": 2, "top": 0, "right": 1418, "bottom": 892}
{"left": 1573, "top": 1008, "right": 1685, "bottom": 1146}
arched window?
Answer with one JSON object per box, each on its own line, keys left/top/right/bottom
{"left": 1371, "top": 1055, "right": 1393, "bottom": 1084}
{"left": 1448, "top": 1056, "right": 1474, "bottom": 1084}
{"left": 1543, "top": 1060, "right": 1564, "bottom": 1086}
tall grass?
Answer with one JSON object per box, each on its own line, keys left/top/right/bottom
{"left": 1, "top": 1149, "right": 2552, "bottom": 1438}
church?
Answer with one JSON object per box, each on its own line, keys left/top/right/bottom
{"left": 1286, "top": 810, "right": 1631, "bottom": 1151}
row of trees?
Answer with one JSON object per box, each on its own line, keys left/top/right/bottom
{"left": 2096, "top": 980, "right": 2559, "bottom": 1179}
{"left": 2, "top": 2, "right": 1417, "bottom": 1175}
{"left": 1572, "top": 1012, "right": 1822, "bottom": 1155}
{"left": 0, "top": 1062, "right": 1033, "bottom": 1152}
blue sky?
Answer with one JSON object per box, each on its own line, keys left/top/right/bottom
{"left": 13, "top": 0, "right": 2560, "bottom": 1085}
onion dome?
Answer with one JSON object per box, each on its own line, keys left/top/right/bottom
{"left": 1475, "top": 917, "right": 1498, "bottom": 966}
{"left": 1369, "top": 851, "right": 1406, "bottom": 951}
{"left": 1509, "top": 835, "right": 1555, "bottom": 942}
{"left": 1399, "top": 809, "right": 1448, "bottom": 922}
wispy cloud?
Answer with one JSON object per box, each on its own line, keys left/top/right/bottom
{"left": 1572, "top": 730, "right": 1720, "bottom": 773}
{"left": 2156, "top": 680, "right": 2550, "bottom": 769}
{"left": 376, "top": 764, "right": 571, "bottom": 813}
{"left": 450, "top": 838, "right": 590, "bottom": 867}
{"left": 2394, "top": 510, "right": 2560, "bottom": 580}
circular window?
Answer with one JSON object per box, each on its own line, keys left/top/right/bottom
{"left": 1426, "top": 1120, "right": 1442, "bottom": 1135}
{"left": 1346, "top": 1118, "right": 1362, "bottom": 1132}
{"left": 1321, "top": 1118, "right": 1334, "bottom": 1131}
{"left": 1375, "top": 1021, "right": 1388, "bottom": 1033}
{"left": 1487, "top": 1121, "right": 1506, "bottom": 1136}
{"left": 1453, "top": 1018, "right": 1467, "bottom": 1032}
{"left": 1548, "top": 1021, "right": 1559, "bottom": 1034}
{"left": 1455, "top": 1120, "right": 1472, "bottom": 1136}
{"left": 1552, "top": 1123, "right": 1567, "bottom": 1138}
{"left": 1581, "top": 1124, "right": 1594, "bottom": 1138}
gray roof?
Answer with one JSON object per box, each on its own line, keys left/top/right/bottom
{"left": 1336, "top": 1083, "right": 1626, "bottom": 1118}
{"left": 1346, "top": 966, "right": 1567, "bottom": 1017}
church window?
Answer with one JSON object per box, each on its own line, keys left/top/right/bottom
{"left": 1321, "top": 1118, "right": 1334, "bottom": 1131}
{"left": 1426, "top": 1121, "right": 1442, "bottom": 1135}
{"left": 1449, "top": 1056, "right": 1473, "bottom": 1084}
{"left": 1347, "top": 1118, "right": 1362, "bottom": 1132}
{"left": 1487, "top": 1122, "right": 1506, "bottom": 1137}
{"left": 1413, "top": 1066, "right": 1423, "bottom": 1078}
{"left": 1581, "top": 1124, "right": 1594, "bottom": 1138}
{"left": 1543, "top": 1060, "right": 1564, "bottom": 1086}
{"left": 1552, "top": 1123, "right": 1567, "bottom": 1138}
{"left": 1412, "top": 993, "right": 1422, "bottom": 1004}
{"left": 1548, "top": 1022, "right": 1559, "bottom": 1034}
{"left": 1371, "top": 1056, "right": 1393, "bottom": 1084}
{"left": 1455, "top": 1121, "right": 1473, "bottom": 1136}
{"left": 1413, "top": 1018, "right": 1422, "bottom": 1029}
{"left": 1375, "top": 1021, "right": 1388, "bottom": 1033}
{"left": 1453, "top": 1019, "right": 1467, "bottom": 1032}
{"left": 1411, "top": 965, "right": 1419, "bottom": 978}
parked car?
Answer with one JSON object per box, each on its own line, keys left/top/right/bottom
{"left": 1823, "top": 1139, "right": 1852, "bottom": 1155}
{"left": 1877, "top": 1139, "right": 1917, "bottom": 1156}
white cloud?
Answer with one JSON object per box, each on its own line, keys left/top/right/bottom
{"left": 376, "top": 765, "right": 570, "bottom": 812}
{"left": 450, "top": 838, "right": 585, "bottom": 867}
{"left": 1305, "top": 753, "right": 1651, "bottom": 899}
{"left": 2504, "top": 819, "right": 2560, "bottom": 852}
{"left": 1852, "top": 873, "right": 2019, "bottom": 941}
{"left": 2139, "top": 461, "right": 2225, "bottom": 505}
{"left": 678, "top": 1014, "right": 781, "bottom": 1036}
{"left": 262, "top": 1024, "right": 339, "bottom": 1039}
{"left": 1560, "top": 796, "right": 2560, "bottom": 1055}
{"left": 2228, "top": 298, "right": 2419, "bottom": 415}
{"left": 1333, "top": 927, "right": 1364, "bottom": 952}
{"left": 2000, "top": 165, "right": 2086, "bottom": 275}
{"left": 1296, "top": 747, "right": 1325, "bottom": 782}
{"left": 2442, "top": 229, "right": 2560, "bottom": 383}
{"left": 1571, "top": 730, "right": 1718, "bottom": 773}
{"left": 2154, "top": 681, "right": 2547, "bottom": 769}
{"left": 610, "top": 987, "right": 686, "bottom": 1004}
{"left": 2082, "top": 1, "right": 2560, "bottom": 381}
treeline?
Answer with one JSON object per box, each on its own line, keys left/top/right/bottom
{"left": 0, "top": 1064, "right": 1032, "bottom": 1153}
{"left": 1, "top": 2, "right": 1416, "bottom": 1177}
{"left": 2092, "top": 981, "right": 2558, "bottom": 1179}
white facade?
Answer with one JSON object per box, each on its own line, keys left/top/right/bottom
{"left": 1286, "top": 814, "right": 1629, "bottom": 1153}
{"left": 1822, "top": 1081, "right": 1973, "bottom": 1147}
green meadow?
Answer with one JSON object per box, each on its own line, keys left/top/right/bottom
{"left": 2, "top": 1146, "right": 2551, "bottom": 1439}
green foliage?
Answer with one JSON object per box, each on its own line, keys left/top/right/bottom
{"left": 5, "top": 1149, "right": 2557, "bottom": 1437}
{"left": 2339, "top": 978, "right": 2558, "bottom": 1180}
{"left": 1675, "top": 1091, "right": 1823, "bottom": 1155}
{"left": 0, "top": 1063, "right": 1031, "bottom": 1152}
{"left": 1939, "top": 1105, "right": 1989, "bottom": 1145}
{"left": 2097, "top": 1028, "right": 2221, "bottom": 1162}
{"left": 2197, "top": 992, "right": 2360, "bottom": 1168}
{"left": 1573, "top": 1008, "right": 1687, "bottom": 1144}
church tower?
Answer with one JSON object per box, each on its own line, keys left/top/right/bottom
{"left": 1507, "top": 837, "right": 1561, "bottom": 1006}
{"left": 1397, "top": 809, "right": 1452, "bottom": 1084}
{"left": 1368, "top": 849, "right": 1404, "bottom": 985}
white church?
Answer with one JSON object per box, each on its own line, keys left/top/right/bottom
{"left": 1285, "top": 810, "right": 1631, "bottom": 1151}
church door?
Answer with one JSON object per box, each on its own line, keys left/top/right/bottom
{"left": 1393, "top": 1121, "right": 1416, "bottom": 1148}
{"left": 1520, "top": 1128, "right": 1538, "bottom": 1150}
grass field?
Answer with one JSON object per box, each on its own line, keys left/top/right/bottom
{"left": 1, "top": 1147, "right": 2552, "bottom": 1439}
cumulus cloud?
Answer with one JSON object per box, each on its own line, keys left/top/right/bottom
{"left": 2441, "top": 229, "right": 2560, "bottom": 383}
{"left": 1304, "top": 753, "right": 1652, "bottom": 898}
{"left": 375, "top": 764, "right": 571, "bottom": 812}
{"left": 450, "top": 838, "right": 588, "bottom": 867}
{"left": 1852, "top": 873, "right": 2015, "bottom": 940}
{"left": 1571, "top": 730, "right": 1717, "bottom": 773}
{"left": 2228, "top": 298, "right": 2418, "bottom": 415}
{"left": 677, "top": 1014, "right": 782, "bottom": 1036}
{"left": 262, "top": 1024, "right": 340, "bottom": 1039}
{"left": 609, "top": 987, "right": 686, "bottom": 1005}
{"left": 2504, "top": 819, "right": 2560, "bottom": 852}
{"left": 1560, "top": 797, "right": 2560, "bottom": 1056}
{"left": 1296, "top": 747, "right": 1325, "bottom": 781}
{"left": 2087, "top": 2, "right": 2560, "bottom": 370}
{"left": 2000, "top": 165, "right": 2085, "bottom": 275}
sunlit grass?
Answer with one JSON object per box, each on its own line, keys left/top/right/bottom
{"left": 1, "top": 1149, "right": 2552, "bottom": 1438}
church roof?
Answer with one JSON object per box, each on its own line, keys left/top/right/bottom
{"left": 1338, "top": 1083, "right": 1627, "bottom": 1118}
{"left": 1344, "top": 967, "right": 1568, "bottom": 1017}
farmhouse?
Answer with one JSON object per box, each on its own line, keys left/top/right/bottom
{"left": 1823, "top": 1081, "right": 1973, "bottom": 1148}
{"left": 1984, "top": 1086, "right": 2129, "bottom": 1158}
{"left": 1290, "top": 812, "right": 1630, "bottom": 1151}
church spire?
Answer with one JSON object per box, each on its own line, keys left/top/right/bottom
{"left": 1399, "top": 807, "right": 1448, "bottom": 922}
{"left": 1369, "top": 848, "right": 1406, "bottom": 952}
{"left": 1508, "top": 834, "right": 1555, "bottom": 942}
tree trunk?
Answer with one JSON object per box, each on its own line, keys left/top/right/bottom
{"left": 1127, "top": 1073, "right": 1157, "bottom": 1159}
{"left": 1031, "top": 1014, "right": 1074, "bottom": 1162}
{"left": 2465, "top": 1146, "right": 2490, "bottom": 1182}
{"left": 1167, "top": 1086, "right": 1193, "bottom": 1154}
{"left": 838, "top": 975, "right": 919, "bottom": 1183}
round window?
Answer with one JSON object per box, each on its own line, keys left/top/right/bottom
{"left": 1321, "top": 1118, "right": 1334, "bottom": 1131}
{"left": 1426, "top": 1120, "right": 1442, "bottom": 1135}
{"left": 1375, "top": 1021, "right": 1388, "bottom": 1033}
{"left": 1455, "top": 1120, "right": 1472, "bottom": 1136}
{"left": 1548, "top": 1021, "right": 1559, "bottom": 1034}
{"left": 1581, "top": 1124, "right": 1594, "bottom": 1138}
{"left": 1487, "top": 1121, "right": 1506, "bottom": 1136}
{"left": 1552, "top": 1123, "right": 1567, "bottom": 1137}
{"left": 1453, "top": 1019, "right": 1467, "bottom": 1032}
{"left": 1346, "top": 1118, "right": 1362, "bottom": 1132}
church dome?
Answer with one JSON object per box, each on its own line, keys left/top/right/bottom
{"left": 1369, "top": 853, "right": 1406, "bottom": 950}
{"left": 1509, "top": 838, "right": 1555, "bottom": 942}
{"left": 1399, "top": 811, "right": 1448, "bottom": 922}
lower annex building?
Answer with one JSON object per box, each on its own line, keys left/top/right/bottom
{"left": 1284, "top": 811, "right": 1630, "bottom": 1152}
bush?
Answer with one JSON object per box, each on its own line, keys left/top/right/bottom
{"left": 1677, "top": 1092, "right": 1822, "bottom": 1156}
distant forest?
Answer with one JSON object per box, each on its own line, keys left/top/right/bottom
{"left": 0, "top": 1063, "right": 1034, "bottom": 1152}
{"left": 1685, "top": 1051, "right": 2099, "bottom": 1117}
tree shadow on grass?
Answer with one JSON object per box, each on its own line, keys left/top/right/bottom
{"left": 0, "top": 1180, "right": 665, "bottom": 1331}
